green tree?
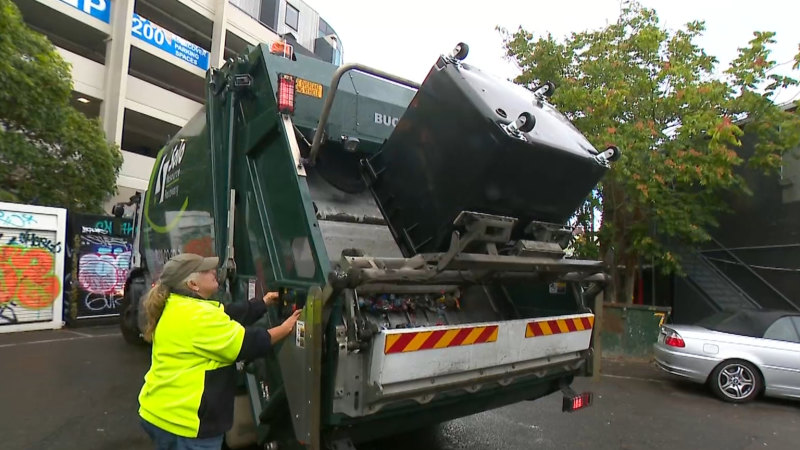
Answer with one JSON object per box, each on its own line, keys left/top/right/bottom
{"left": 500, "top": 2, "right": 800, "bottom": 303}
{"left": 0, "top": 0, "right": 122, "bottom": 212}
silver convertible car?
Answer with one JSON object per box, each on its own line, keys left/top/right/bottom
{"left": 653, "top": 310, "right": 800, "bottom": 403}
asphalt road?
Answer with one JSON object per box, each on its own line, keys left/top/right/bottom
{"left": 1, "top": 326, "right": 798, "bottom": 450}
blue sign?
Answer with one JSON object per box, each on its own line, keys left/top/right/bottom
{"left": 131, "top": 14, "right": 210, "bottom": 71}
{"left": 58, "top": 0, "right": 110, "bottom": 24}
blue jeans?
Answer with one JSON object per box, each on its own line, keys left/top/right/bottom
{"left": 140, "top": 418, "right": 224, "bottom": 450}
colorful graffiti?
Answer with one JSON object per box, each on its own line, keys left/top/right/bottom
{"left": 93, "top": 219, "right": 113, "bottom": 234}
{"left": 121, "top": 221, "right": 134, "bottom": 235}
{"left": 0, "top": 210, "right": 38, "bottom": 228}
{"left": 76, "top": 234, "right": 132, "bottom": 317}
{"left": 0, "top": 232, "right": 62, "bottom": 324}
{"left": 92, "top": 218, "right": 134, "bottom": 235}
{"left": 91, "top": 218, "right": 133, "bottom": 236}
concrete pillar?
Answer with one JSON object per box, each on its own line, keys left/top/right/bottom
{"left": 210, "top": 0, "right": 230, "bottom": 69}
{"left": 100, "top": 0, "right": 135, "bottom": 145}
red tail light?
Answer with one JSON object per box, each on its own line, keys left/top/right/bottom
{"left": 562, "top": 392, "right": 592, "bottom": 412}
{"left": 277, "top": 74, "right": 295, "bottom": 114}
{"left": 664, "top": 329, "right": 685, "bottom": 348}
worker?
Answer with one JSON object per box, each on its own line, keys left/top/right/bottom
{"left": 137, "top": 253, "right": 301, "bottom": 449}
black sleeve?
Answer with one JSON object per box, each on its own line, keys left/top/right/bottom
{"left": 225, "top": 298, "right": 268, "bottom": 326}
{"left": 236, "top": 327, "right": 273, "bottom": 361}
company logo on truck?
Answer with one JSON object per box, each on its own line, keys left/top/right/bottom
{"left": 375, "top": 113, "right": 400, "bottom": 128}
{"left": 153, "top": 140, "right": 186, "bottom": 204}
{"left": 144, "top": 140, "right": 190, "bottom": 234}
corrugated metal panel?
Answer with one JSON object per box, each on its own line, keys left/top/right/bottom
{"left": 0, "top": 227, "right": 59, "bottom": 325}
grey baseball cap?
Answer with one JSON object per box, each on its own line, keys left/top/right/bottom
{"left": 159, "top": 253, "right": 219, "bottom": 289}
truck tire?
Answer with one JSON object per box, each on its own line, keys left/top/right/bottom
{"left": 120, "top": 277, "right": 148, "bottom": 346}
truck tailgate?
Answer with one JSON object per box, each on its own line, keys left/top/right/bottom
{"left": 370, "top": 313, "right": 594, "bottom": 398}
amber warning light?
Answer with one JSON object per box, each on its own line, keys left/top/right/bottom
{"left": 270, "top": 41, "right": 294, "bottom": 59}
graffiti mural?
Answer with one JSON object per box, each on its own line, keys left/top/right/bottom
{"left": 61, "top": 213, "right": 135, "bottom": 322}
{"left": 0, "top": 231, "right": 62, "bottom": 325}
{"left": 75, "top": 234, "right": 132, "bottom": 318}
{"left": 0, "top": 210, "right": 38, "bottom": 228}
{"left": 0, "top": 202, "right": 66, "bottom": 332}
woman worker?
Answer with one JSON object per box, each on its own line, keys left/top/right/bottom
{"left": 137, "top": 252, "right": 301, "bottom": 449}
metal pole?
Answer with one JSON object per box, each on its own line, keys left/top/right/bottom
{"left": 130, "top": 193, "right": 143, "bottom": 268}
{"left": 592, "top": 289, "right": 604, "bottom": 381}
{"left": 308, "top": 63, "right": 419, "bottom": 164}
{"left": 700, "top": 243, "right": 800, "bottom": 252}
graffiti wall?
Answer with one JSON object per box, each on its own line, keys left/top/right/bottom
{"left": 0, "top": 202, "right": 66, "bottom": 333}
{"left": 63, "top": 214, "right": 134, "bottom": 322}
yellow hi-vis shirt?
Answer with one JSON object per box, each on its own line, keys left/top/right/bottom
{"left": 138, "top": 293, "right": 248, "bottom": 438}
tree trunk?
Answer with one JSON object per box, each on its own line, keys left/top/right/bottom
{"left": 603, "top": 247, "right": 618, "bottom": 304}
{"left": 600, "top": 183, "right": 618, "bottom": 304}
{"left": 622, "top": 257, "right": 638, "bottom": 304}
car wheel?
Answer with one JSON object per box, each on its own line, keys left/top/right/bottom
{"left": 709, "top": 359, "right": 761, "bottom": 403}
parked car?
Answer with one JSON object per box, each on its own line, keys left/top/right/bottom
{"left": 653, "top": 309, "right": 800, "bottom": 403}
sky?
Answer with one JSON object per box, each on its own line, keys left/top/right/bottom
{"left": 305, "top": 0, "right": 800, "bottom": 104}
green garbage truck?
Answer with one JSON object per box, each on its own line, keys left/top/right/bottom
{"left": 120, "top": 40, "right": 620, "bottom": 450}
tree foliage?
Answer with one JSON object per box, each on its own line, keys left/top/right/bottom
{"left": 500, "top": 2, "right": 800, "bottom": 302}
{"left": 0, "top": 0, "right": 122, "bottom": 212}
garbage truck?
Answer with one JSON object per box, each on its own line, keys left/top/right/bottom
{"left": 120, "top": 40, "right": 620, "bottom": 449}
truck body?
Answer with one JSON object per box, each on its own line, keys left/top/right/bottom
{"left": 121, "top": 41, "right": 617, "bottom": 449}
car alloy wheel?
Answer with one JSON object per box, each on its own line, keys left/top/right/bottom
{"left": 713, "top": 360, "right": 760, "bottom": 402}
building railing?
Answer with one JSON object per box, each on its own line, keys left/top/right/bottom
{"left": 700, "top": 237, "right": 800, "bottom": 312}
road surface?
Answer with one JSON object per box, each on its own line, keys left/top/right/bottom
{"left": 1, "top": 326, "right": 797, "bottom": 450}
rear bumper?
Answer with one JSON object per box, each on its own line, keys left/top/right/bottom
{"left": 370, "top": 315, "right": 594, "bottom": 401}
{"left": 652, "top": 343, "right": 718, "bottom": 383}
{"left": 330, "top": 369, "right": 574, "bottom": 444}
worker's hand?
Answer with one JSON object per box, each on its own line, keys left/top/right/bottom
{"left": 268, "top": 309, "right": 303, "bottom": 343}
{"left": 282, "top": 309, "right": 302, "bottom": 332}
{"left": 263, "top": 291, "right": 280, "bottom": 306}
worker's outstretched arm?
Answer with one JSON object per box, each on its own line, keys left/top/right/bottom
{"left": 268, "top": 309, "right": 302, "bottom": 343}
{"left": 224, "top": 298, "right": 266, "bottom": 325}
{"left": 225, "top": 292, "right": 280, "bottom": 325}
{"left": 236, "top": 309, "right": 302, "bottom": 362}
